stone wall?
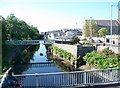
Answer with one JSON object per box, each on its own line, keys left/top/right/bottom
{"left": 97, "top": 46, "right": 120, "bottom": 54}
{"left": 97, "top": 46, "right": 109, "bottom": 52}
{"left": 77, "top": 45, "right": 95, "bottom": 57}
{"left": 54, "top": 44, "right": 77, "bottom": 58}
{"left": 54, "top": 44, "right": 95, "bottom": 58}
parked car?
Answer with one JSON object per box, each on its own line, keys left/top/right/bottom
{"left": 96, "top": 39, "right": 103, "bottom": 43}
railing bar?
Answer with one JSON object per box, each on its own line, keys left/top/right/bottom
{"left": 88, "top": 72, "right": 89, "bottom": 84}
{"left": 1, "top": 68, "right": 119, "bottom": 87}
{"left": 75, "top": 73, "right": 77, "bottom": 85}
{"left": 90, "top": 72, "right": 91, "bottom": 84}
{"left": 15, "top": 68, "right": 120, "bottom": 77}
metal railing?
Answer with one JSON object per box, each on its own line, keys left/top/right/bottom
{"left": 14, "top": 68, "right": 120, "bottom": 87}
{"left": 5, "top": 39, "right": 55, "bottom": 45}
{"left": 14, "top": 62, "right": 55, "bottom": 68}
{"left": 0, "top": 75, "right": 3, "bottom": 83}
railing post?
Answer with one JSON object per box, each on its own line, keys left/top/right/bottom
{"left": 84, "top": 71, "right": 87, "bottom": 85}
{"left": 35, "top": 73, "right": 38, "bottom": 87}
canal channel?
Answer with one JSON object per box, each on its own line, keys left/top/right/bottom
{"left": 2, "top": 41, "right": 120, "bottom": 87}
{"left": 14, "top": 42, "right": 63, "bottom": 74}
{"left": 13, "top": 41, "right": 77, "bottom": 87}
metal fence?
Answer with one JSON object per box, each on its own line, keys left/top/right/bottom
{"left": 0, "top": 75, "right": 3, "bottom": 83}
{"left": 5, "top": 40, "right": 55, "bottom": 45}
{"left": 14, "top": 68, "right": 120, "bottom": 87}
{"left": 14, "top": 62, "right": 55, "bottom": 68}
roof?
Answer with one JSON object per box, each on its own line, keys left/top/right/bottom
{"left": 48, "top": 30, "right": 63, "bottom": 33}
{"left": 95, "top": 20, "right": 119, "bottom": 26}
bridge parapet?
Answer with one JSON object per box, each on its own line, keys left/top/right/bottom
{"left": 5, "top": 40, "right": 55, "bottom": 45}
{"left": 14, "top": 68, "right": 120, "bottom": 87}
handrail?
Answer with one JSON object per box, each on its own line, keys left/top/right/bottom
{"left": 14, "top": 68, "right": 120, "bottom": 87}
{"left": 5, "top": 39, "right": 55, "bottom": 45}
{"left": 14, "top": 68, "right": 120, "bottom": 76}
{"left": 1, "top": 67, "right": 120, "bottom": 87}
{"left": 0, "top": 75, "right": 3, "bottom": 83}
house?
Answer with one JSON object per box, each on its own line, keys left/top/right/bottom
{"left": 47, "top": 28, "right": 82, "bottom": 40}
{"left": 47, "top": 30, "right": 63, "bottom": 40}
{"left": 62, "top": 28, "right": 82, "bottom": 40}
{"left": 95, "top": 20, "right": 119, "bottom": 35}
{"left": 97, "top": 1, "right": 120, "bottom": 54}
{"left": 118, "top": 1, "right": 120, "bottom": 33}
{"left": 105, "top": 35, "right": 120, "bottom": 46}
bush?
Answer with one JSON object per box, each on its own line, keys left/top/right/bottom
{"left": 102, "top": 48, "right": 114, "bottom": 57}
{"left": 83, "top": 49, "right": 119, "bottom": 69}
{"left": 53, "top": 46, "right": 73, "bottom": 60}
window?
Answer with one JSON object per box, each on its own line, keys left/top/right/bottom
{"left": 106, "top": 38, "right": 110, "bottom": 43}
{"left": 113, "top": 40, "right": 115, "bottom": 44}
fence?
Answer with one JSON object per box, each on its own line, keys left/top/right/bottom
{"left": 15, "top": 68, "right": 120, "bottom": 87}
{"left": 5, "top": 40, "right": 55, "bottom": 45}
{"left": 0, "top": 75, "right": 3, "bottom": 83}
{"left": 14, "top": 62, "right": 55, "bottom": 68}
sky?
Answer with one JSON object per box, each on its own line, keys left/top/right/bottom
{"left": 0, "top": 0, "right": 119, "bottom": 32}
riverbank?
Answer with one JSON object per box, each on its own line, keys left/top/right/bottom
{"left": 48, "top": 53, "right": 75, "bottom": 71}
{"left": 47, "top": 52, "right": 96, "bottom": 71}
{"left": 78, "top": 65, "right": 96, "bottom": 70}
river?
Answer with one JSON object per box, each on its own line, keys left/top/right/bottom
{"left": 9, "top": 42, "right": 120, "bottom": 87}
{"left": 14, "top": 43, "right": 62, "bottom": 74}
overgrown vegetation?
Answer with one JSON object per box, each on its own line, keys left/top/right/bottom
{"left": 83, "top": 19, "right": 98, "bottom": 37}
{"left": 98, "top": 27, "right": 108, "bottom": 37}
{"left": 53, "top": 46, "right": 74, "bottom": 60}
{"left": 3, "top": 14, "right": 39, "bottom": 40}
{"left": 1, "top": 14, "right": 40, "bottom": 71}
{"left": 71, "top": 36, "right": 80, "bottom": 44}
{"left": 83, "top": 48, "right": 120, "bottom": 69}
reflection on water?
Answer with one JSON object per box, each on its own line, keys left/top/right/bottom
{"left": 14, "top": 43, "right": 78, "bottom": 87}
{"left": 15, "top": 43, "right": 62, "bottom": 74}
{"left": 30, "top": 44, "right": 47, "bottom": 63}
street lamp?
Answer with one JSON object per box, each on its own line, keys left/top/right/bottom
{"left": 110, "top": 5, "right": 118, "bottom": 47}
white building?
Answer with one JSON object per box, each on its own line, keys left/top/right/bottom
{"left": 105, "top": 35, "right": 120, "bottom": 46}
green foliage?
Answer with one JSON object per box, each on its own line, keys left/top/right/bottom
{"left": 102, "top": 47, "right": 114, "bottom": 57}
{"left": 98, "top": 27, "right": 108, "bottom": 37}
{"left": 1, "top": 14, "right": 40, "bottom": 71}
{"left": 83, "top": 19, "right": 98, "bottom": 37}
{"left": 4, "top": 14, "right": 39, "bottom": 40}
{"left": 53, "top": 46, "right": 73, "bottom": 60}
{"left": 71, "top": 36, "right": 80, "bottom": 44}
{"left": 83, "top": 48, "right": 120, "bottom": 69}
{"left": 83, "top": 20, "right": 90, "bottom": 37}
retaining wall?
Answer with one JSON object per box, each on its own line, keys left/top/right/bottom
{"left": 54, "top": 44, "right": 95, "bottom": 58}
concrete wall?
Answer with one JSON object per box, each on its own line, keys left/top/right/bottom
{"left": 54, "top": 44, "right": 95, "bottom": 58}
{"left": 77, "top": 45, "right": 95, "bottom": 57}
{"left": 97, "top": 46, "right": 120, "bottom": 54}
{"left": 109, "top": 46, "right": 120, "bottom": 54}
{"left": 97, "top": 46, "right": 109, "bottom": 52}
{"left": 92, "top": 37, "right": 105, "bottom": 42}
{"left": 54, "top": 44, "right": 77, "bottom": 58}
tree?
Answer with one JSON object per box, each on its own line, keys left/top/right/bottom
{"left": 98, "top": 27, "right": 108, "bottom": 37}
{"left": 71, "top": 36, "right": 80, "bottom": 44}
{"left": 5, "top": 14, "right": 39, "bottom": 40}
{"left": 2, "top": 14, "right": 40, "bottom": 71}
{"left": 83, "top": 20, "right": 90, "bottom": 37}
{"left": 83, "top": 19, "right": 98, "bottom": 37}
